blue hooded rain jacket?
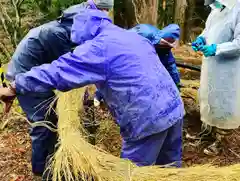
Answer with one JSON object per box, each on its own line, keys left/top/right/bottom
{"left": 129, "top": 24, "right": 181, "bottom": 86}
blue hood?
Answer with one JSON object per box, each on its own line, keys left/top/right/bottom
{"left": 129, "top": 24, "right": 180, "bottom": 45}
{"left": 58, "top": 1, "right": 99, "bottom": 32}
{"left": 60, "top": 3, "right": 88, "bottom": 21}
{"left": 71, "top": 9, "right": 112, "bottom": 45}
{"left": 58, "top": 3, "right": 88, "bottom": 32}
{"left": 160, "top": 24, "right": 180, "bottom": 40}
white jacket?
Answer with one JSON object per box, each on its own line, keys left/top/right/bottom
{"left": 200, "top": 0, "right": 240, "bottom": 129}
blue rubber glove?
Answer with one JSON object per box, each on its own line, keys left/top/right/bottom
{"left": 192, "top": 36, "right": 206, "bottom": 52}
{"left": 201, "top": 44, "right": 217, "bottom": 57}
{"left": 213, "top": 1, "right": 224, "bottom": 9}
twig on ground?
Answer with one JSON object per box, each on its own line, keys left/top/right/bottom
{"left": 1, "top": 117, "right": 10, "bottom": 130}
{"left": 229, "top": 148, "right": 240, "bottom": 159}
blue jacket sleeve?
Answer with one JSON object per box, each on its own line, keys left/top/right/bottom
{"left": 164, "top": 52, "right": 180, "bottom": 85}
{"left": 15, "top": 39, "right": 108, "bottom": 94}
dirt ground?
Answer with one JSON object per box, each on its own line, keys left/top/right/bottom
{"left": 0, "top": 117, "right": 33, "bottom": 181}
{"left": 1, "top": 46, "right": 240, "bottom": 181}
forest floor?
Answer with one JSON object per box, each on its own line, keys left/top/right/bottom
{"left": 1, "top": 46, "right": 240, "bottom": 181}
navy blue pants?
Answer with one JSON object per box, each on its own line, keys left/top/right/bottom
{"left": 7, "top": 57, "right": 58, "bottom": 175}
{"left": 18, "top": 93, "right": 58, "bottom": 175}
{"left": 121, "top": 119, "right": 183, "bottom": 167}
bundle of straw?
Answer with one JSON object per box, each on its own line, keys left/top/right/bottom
{"left": 47, "top": 88, "right": 134, "bottom": 181}
{"left": 48, "top": 87, "right": 240, "bottom": 181}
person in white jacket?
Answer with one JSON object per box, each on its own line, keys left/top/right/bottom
{"left": 192, "top": 0, "right": 240, "bottom": 156}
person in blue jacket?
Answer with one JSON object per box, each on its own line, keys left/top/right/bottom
{"left": 0, "top": 9, "right": 184, "bottom": 168}
{"left": 129, "top": 24, "right": 181, "bottom": 89}
{"left": 94, "top": 24, "right": 181, "bottom": 106}
{"left": 4, "top": 0, "right": 114, "bottom": 177}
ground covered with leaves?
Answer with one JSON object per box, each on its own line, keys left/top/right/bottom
{"left": 0, "top": 116, "right": 33, "bottom": 181}
{"left": 1, "top": 47, "right": 240, "bottom": 181}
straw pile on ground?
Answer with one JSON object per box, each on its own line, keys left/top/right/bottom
{"left": 47, "top": 87, "right": 240, "bottom": 181}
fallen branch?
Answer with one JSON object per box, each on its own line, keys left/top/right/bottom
{"left": 229, "top": 148, "right": 240, "bottom": 159}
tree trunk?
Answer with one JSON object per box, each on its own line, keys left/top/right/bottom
{"left": 132, "top": 0, "right": 159, "bottom": 26}
{"left": 184, "top": 0, "right": 195, "bottom": 43}
{"left": 174, "top": 0, "right": 188, "bottom": 41}
{"left": 114, "top": 0, "right": 137, "bottom": 28}
{"left": 158, "top": 0, "right": 175, "bottom": 28}
{"left": 114, "top": 0, "right": 159, "bottom": 28}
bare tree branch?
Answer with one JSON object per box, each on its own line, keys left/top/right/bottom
{"left": 0, "top": 6, "right": 11, "bottom": 38}
{"left": 0, "top": 0, "right": 25, "bottom": 61}
{"left": 130, "top": 0, "right": 158, "bottom": 25}
{"left": 0, "top": 2, "right": 16, "bottom": 48}
{"left": 11, "top": 0, "right": 25, "bottom": 47}
{"left": 17, "top": 0, "right": 25, "bottom": 7}
{"left": 131, "top": 0, "right": 140, "bottom": 24}
{"left": 0, "top": 4, "right": 13, "bottom": 25}
{"left": 11, "top": 0, "right": 19, "bottom": 47}
{"left": 0, "top": 41, "right": 11, "bottom": 60}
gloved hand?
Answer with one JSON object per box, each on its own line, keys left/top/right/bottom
{"left": 201, "top": 44, "right": 217, "bottom": 57}
{"left": 192, "top": 36, "right": 206, "bottom": 52}
{"left": 0, "top": 86, "right": 16, "bottom": 114}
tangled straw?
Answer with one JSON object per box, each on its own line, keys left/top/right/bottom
{"left": 47, "top": 87, "right": 240, "bottom": 181}
{"left": 46, "top": 88, "right": 133, "bottom": 181}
